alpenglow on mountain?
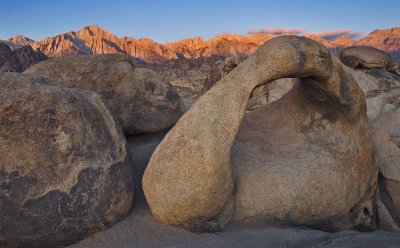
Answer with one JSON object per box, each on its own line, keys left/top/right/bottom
{"left": 5, "top": 25, "right": 400, "bottom": 64}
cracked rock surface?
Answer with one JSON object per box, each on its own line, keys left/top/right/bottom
{"left": 0, "top": 73, "right": 134, "bottom": 247}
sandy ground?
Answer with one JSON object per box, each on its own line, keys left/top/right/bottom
{"left": 69, "top": 133, "right": 400, "bottom": 248}
{"left": 70, "top": 200, "right": 332, "bottom": 248}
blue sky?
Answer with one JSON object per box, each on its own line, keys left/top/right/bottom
{"left": 0, "top": 0, "right": 399, "bottom": 42}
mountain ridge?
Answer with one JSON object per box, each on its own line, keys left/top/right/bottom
{"left": 4, "top": 25, "right": 400, "bottom": 63}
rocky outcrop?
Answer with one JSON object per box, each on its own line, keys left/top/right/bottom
{"left": 341, "top": 46, "right": 392, "bottom": 69}
{"left": 370, "top": 110, "right": 400, "bottom": 231}
{"left": 0, "top": 73, "right": 134, "bottom": 247}
{"left": 342, "top": 47, "right": 400, "bottom": 232}
{"left": 0, "top": 43, "right": 47, "bottom": 72}
{"left": 143, "top": 36, "right": 377, "bottom": 231}
{"left": 14, "top": 45, "right": 47, "bottom": 71}
{"left": 0, "top": 43, "right": 21, "bottom": 72}
{"left": 154, "top": 55, "right": 224, "bottom": 98}
{"left": 8, "top": 35, "right": 35, "bottom": 47}
{"left": 201, "top": 55, "right": 245, "bottom": 94}
{"left": 24, "top": 54, "right": 184, "bottom": 135}
{"left": 347, "top": 68, "right": 400, "bottom": 121}
{"left": 0, "top": 40, "right": 21, "bottom": 50}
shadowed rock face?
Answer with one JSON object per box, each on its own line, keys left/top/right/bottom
{"left": 341, "top": 47, "right": 400, "bottom": 231}
{"left": 14, "top": 45, "right": 47, "bottom": 71}
{"left": 0, "top": 43, "right": 21, "bottom": 72}
{"left": 0, "top": 43, "right": 47, "bottom": 72}
{"left": 0, "top": 73, "right": 134, "bottom": 247}
{"left": 340, "top": 46, "right": 392, "bottom": 70}
{"left": 24, "top": 54, "right": 184, "bottom": 135}
{"left": 371, "top": 110, "right": 400, "bottom": 231}
{"left": 201, "top": 55, "right": 245, "bottom": 94}
{"left": 142, "top": 36, "right": 377, "bottom": 231}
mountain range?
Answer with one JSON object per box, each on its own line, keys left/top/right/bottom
{"left": 3, "top": 25, "right": 400, "bottom": 64}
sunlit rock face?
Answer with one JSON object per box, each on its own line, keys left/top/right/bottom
{"left": 7, "top": 26, "right": 400, "bottom": 64}
{"left": 143, "top": 36, "right": 377, "bottom": 232}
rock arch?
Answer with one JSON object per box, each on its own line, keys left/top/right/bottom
{"left": 143, "top": 36, "right": 377, "bottom": 231}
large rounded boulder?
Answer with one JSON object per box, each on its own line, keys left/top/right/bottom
{"left": 143, "top": 36, "right": 377, "bottom": 231}
{"left": 0, "top": 73, "right": 134, "bottom": 247}
{"left": 24, "top": 54, "right": 184, "bottom": 135}
{"left": 340, "top": 46, "right": 392, "bottom": 70}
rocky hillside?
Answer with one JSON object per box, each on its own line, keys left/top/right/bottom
{"left": 5, "top": 25, "right": 400, "bottom": 63}
{"left": 8, "top": 35, "right": 35, "bottom": 46}
{"left": 355, "top": 27, "right": 400, "bottom": 58}
{"left": 355, "top": 27, "right": 400, "bottom": 52}
{"left": 331, "top": 36, "right": 355, "bottom": 47}
{"left": 163, "top": 33, "right": 274, "bottom": 58}
{"left": 0, "top": 43, "right": 47, "bottom": 72}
